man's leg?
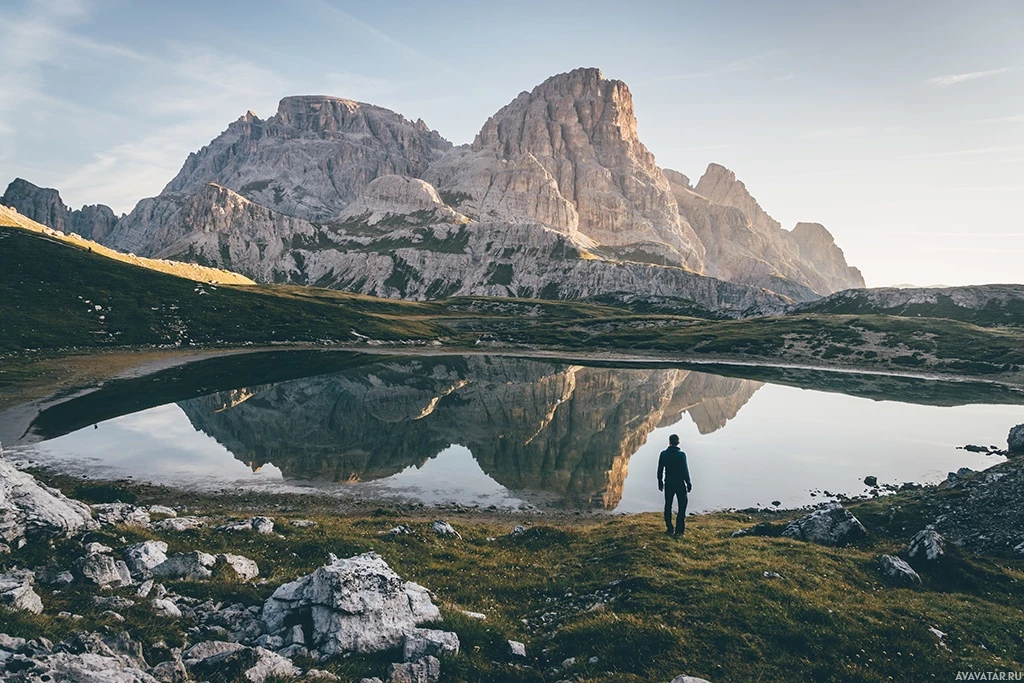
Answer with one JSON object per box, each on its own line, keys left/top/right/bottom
{"left": 664, "top": 488, "right": 675, "bottom": 533}
{"left": 676, "top": 491, "right": 688, "bottom": 536}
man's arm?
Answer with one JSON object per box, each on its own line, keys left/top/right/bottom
{"left": 683, "top": 452, "right": 692, "bottom": 492}
{"left": 657, "top": 451, "right": 665, "bottom": 491}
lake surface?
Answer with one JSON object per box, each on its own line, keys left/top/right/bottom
{"left": 4, "top": 351, "right": 1022, "bottom": 513}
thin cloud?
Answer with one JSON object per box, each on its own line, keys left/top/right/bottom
{"left": 900, "top": 143, "right": 1024, "bottom": 159}
{"left": 926, "top": 67, "right": 1017, "bottom": 87}
{"left": 637, "top": 50, "right": 784, "bottom": 86}
{"left": 799, "top": 126, "right": 870, "bottom": 140}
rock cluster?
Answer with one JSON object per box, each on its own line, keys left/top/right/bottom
{"left": 0, "top": 178, "right": 119, "bottom": 242}
{"left": 0, "top": 456, "right": 97, "bottom": 546}
{"left": 780, "top": 503, "right": 868, "bottom": 546}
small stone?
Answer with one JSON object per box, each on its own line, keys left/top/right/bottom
{"left": 251, "top": 516, "right": 275, "bottom": 534}
{"left": 217, "top": 553, "right": 260, "bottom": 581}
{"left": 77, "top": 553, "right": 133, "bottom": 587}
{"left": 152, "top": 516, "right": 204, "bottom": 531}
{"left": 136, "top": 579, "right": 154, "bottom": 597}
{"left": 588, "top": 656, "right": 599, "bottom": 664}
{"left": 508, "top": 640, "right": 526, "bottom": 658}
{"left": 34, "top": 565, "right": 74, "bottom": 587}
{"left": 290, "top": 519, "right": 316, "bottom": 528}
{"left": 863, "top": 476, "right": 878, "bottom": 487}
{"left": 670, "top": 677, "right": 714, "bottom": 683}
{"left": 1008, "top": 424, "right": 1024, "bottom": 454}
{"left": 460, "top": 610, "right": 486, "bottom": 620}
{"left": 781, "top": 503, "right": 867, "bottom": 546}
{"left": 84, "top": 541, "right": 113, "bottom": 554}
{"left": 305, "top": 670, "right": 341, "bottom": 681}
{"left": 403, "top": 628, "right": 460, "bottom": 661}
{"left": 148, "top": 505, "right": 177, "bottom": 517}
{"left": 431, "top": 520, "right": 461, "bottom": 539}
{"left": 152, "top": 551, "right": 217, "bottom": 580}
{"left": 510, "top": 525, "right": 527, "bottom": 535}
{"left": 763, "top": 571, "right": 782, "bottom": 579}
{"left": 100, "top": 609, "right": 125, "bottom": 622}
{"left": 123, "top": 539, "right": 168, "bottom": 578}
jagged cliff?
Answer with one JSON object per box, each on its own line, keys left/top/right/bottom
{"left": 1, "top": 178, "right": 119, "bottom": 243}
{"left": 178, "top": 357, "right": 763, "bottom": 509}
{"left": 7, "top": 68, "right": 866, "bottom": 311}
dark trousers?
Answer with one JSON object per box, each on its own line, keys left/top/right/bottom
{"left": 664, "top": 486, "right": 688, "bottom": 534}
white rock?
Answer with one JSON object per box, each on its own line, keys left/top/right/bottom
{"left": 289, "top": 519, "right": 316, "bottom": 528}
{"left": 0, "top": 458, "right": 97, "bottom": 544}
{"left": 136, "top": 579, "right": 154, "bottom": 598}
{"left": 183, "top": 640, "right": 246, "bottom": 665}
{"left": 187, "top": 644, "right": 299, "bottom": 683}
{"left": 0, "top": 651, "right": 158, "bottom": 682}
{"left": 151, "top": 598, "right": 182, "bottom": 618}
{"left": 123, "top": 540, "right": 169, "bottom": 578}
{"left": 508, "top": 640, "right": 526, "bottom": 658}
{"left": 85, "top": 541, "right": 113, "bottom": 554}
{"left": 218, "top": 553, "right": 260, "bottom": 581}
{"left": 402, "top": 628, "right": 460, "bottom": 661}
{"left": 151, "top": 516, "right": 204, "bottom": 531}
{"left": 460, "top": 610, "right": 486, "bottom": 620}
{"left": 0, "top": 568, "right": 43, "bottom": 614}
{"left": 251, "top": 516, "right": 275, "bottom": 534}
{"left": 77, "top": 553, "right": 134, "bottom": 587}
{"left": 670, "top": 677, "right": 714, "bottom": 683}
{"left": 91, "top": 503, "right": 151, "bottom": 528}
{"left": 781, "top": 503, "right": 867, "bottom": 546}
{"left": 148, "top": 505, "right": 177, "bottom": 517}
{"left": 152, "top": 551, "right": 217, "bottom": 580}
{"left": 907, "top": 527, "right": 946, "bottom": 562}
{"left": 386, "top": 655, "right": 440, "bottom": 683}
{"left": 879, "top": 554, "right": 922, "bottom": 586}
{"left": 431, "top": 520, "right": 461, "bottom": 539}
{"left": 261, "top": 552, "right": 441, "bottom": 657}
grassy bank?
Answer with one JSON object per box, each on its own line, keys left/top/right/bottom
{"left": 2, "top": 474, "right": 1023, "bottom": 682}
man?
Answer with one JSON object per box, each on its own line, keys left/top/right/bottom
{"left": 657, "top": 434, "right": 692, "bottom": 536}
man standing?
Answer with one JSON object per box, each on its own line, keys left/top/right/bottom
{"left": 657, "top": 434, "right": 692, "bottom": 536}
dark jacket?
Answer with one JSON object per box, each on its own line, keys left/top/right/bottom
{"left": 657, "top": 445, "right": 691, "bottom": 490}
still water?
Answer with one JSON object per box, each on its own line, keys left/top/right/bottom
{"left": 4, "top": 351, "right": 1022, "bottom": 513}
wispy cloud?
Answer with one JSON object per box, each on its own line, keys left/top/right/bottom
{"left": 637, "top": 50, "right": 784, "bottom": 86}
{"left": 926, "top": 67, "right": 1017, "bottom": 87}
{"left": 799, "top": 126, "right": 870, "bottom": 140}
{"left": 971, "top": 114, "right": 1024, "bottom": 124}
{"left": 900, "top": 143, "right": 1024, "bottom": 159}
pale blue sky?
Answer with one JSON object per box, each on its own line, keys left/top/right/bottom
{"left": 1, "top": 0, "right": 1021, "bottom": 287}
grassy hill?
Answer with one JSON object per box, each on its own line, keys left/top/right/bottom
{"left": 2, "top": 222, "right": 1023, "bottom": 384}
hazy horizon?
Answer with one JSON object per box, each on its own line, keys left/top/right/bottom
{"left": 0, "top": 0, "right": 1021, "bottom": 288}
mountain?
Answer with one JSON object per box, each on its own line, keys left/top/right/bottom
{"left": 8, "top": 68, "right": 864, "bottom": 312}
{"left": 1, "top": 178, "right": 119, "bottom": 243}
{"left": 790, "top": 284, "right": 1024, "bottom": 326}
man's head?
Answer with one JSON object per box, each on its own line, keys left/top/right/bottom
{"left": 669, "top": 434, "right": 679, "bottom": 446}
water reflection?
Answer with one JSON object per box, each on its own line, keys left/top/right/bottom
{"left": 176, "top": 357, "right": 762, "bottom": 508}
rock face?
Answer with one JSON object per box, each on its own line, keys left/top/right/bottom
{"left": 261, "top": 552, "right": 441, "bottom": 657}
{"left": 668, "top": 164, "right": 864, "bottom": 301}
{"left": 123, "top": 540, "right": 169, "bottom": 579}
{"left": 781, "top": 503, "right": 867, "bottom": 546}
{"left": 0, "top": 457, "right": 97, "bottom": 545}
{"left": 77, "top": 553, "right": 133, "bottom": 588}
{"left": 426, "top": 68, "right": 705, "bottom": 271}
{"left": 1, "top": 178, "right": 118, "bottom": 241}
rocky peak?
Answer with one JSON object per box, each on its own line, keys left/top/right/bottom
{"left": 2, "top": 178, "right": 118, "bottom": 242}
{"left": 789, "top": 222, "right": 865, "bottom": 290}
{"left": 428, "top": 67, "right": 705, "bottom": 270}
{"left": 694, "top": 163, "right": 780, "bottom": 233}
{"left": 2, "top": 178, "right": 71, "bottom": 233}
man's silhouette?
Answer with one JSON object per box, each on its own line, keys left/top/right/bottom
{"left": 657, "top": 434, "right": 692, "bottom": 535}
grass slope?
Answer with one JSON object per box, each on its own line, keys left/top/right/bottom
{"left": 2, "top": 475, "right": 1023, "bottom": 682}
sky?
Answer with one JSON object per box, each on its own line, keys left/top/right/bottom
{"left": 0, "top": 0, "right": 1021, "bottom": 287}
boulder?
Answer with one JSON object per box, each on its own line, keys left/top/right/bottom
{"left": 217, "top": 553, "right": 260, "bottom": 581}
{"left": 187, "top": 645, "right": 299, "bottom": 683}
{"left": 261, "top": 552, "right": 441, "bottom": 657}
{"left": 907, "top": 527, "right": 946, "bottom": 562}
{"left": 123, "top": 540, "right": 169, "bottom": 579}
{"left": 386, "top": 655, "right": 440, "bottom": 683}
{"left": 77, "top": 553, "right": 133, "bottom": 587}
{"left": 148, "top": 505, "right": 177, "bottom": 517}
{"left": 91, "top": 503, "right": 151, "bottom": 528}
{"left": 220, "top": 516, "right": 274, "bottom": 534}
{"left": 34, "top": 565, "right": 74, "bottom": 587}
{"left": 670, "top": 677, "right": 714, "bottom": 683}
{"left": 0, "top": 457, "right": 96, "bottom": 544}
{"left": 781, "top": 503, "right": 867, "bottom": 546}
{"left": 85, "top": 542, "right": 113, "bottom": 554}
{"left": 182, "top": 641, "right": 246, "bottom": 666}
{"left": 0, "top": 651, "right": 158, "bottom": 682}
{"left": 0, "top": 568, "right": 43, "bottom": 614}
{"left": 430, "top": 520, "right": 461, "bottom": 539}
{"left": 879, "top": 554, "right": 921, "bottom": 586}
{"left": 1008, "top": 424, "right": 1024, "bottom": 454}
{"left": 152, "top": 552, "right": 217, "bottom": 580}
{"left": 151, "top": 599, "right": 182, "bottom": 619}
{"left": 402, "top": 628, "right": 459, "bottom": 661}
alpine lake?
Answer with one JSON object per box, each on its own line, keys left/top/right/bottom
{"left": 3, "top": 349, "right": 1022, "bottom": 514}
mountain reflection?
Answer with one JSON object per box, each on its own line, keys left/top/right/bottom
{"left": 177, "top": 356, "right": 762, "bottom": 508}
